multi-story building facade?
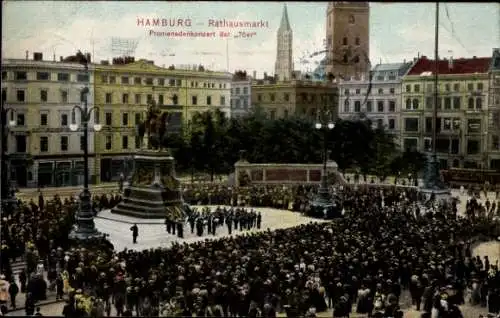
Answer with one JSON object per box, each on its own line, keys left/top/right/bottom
{"left": 338, "top": 62, "right": 413, "bottom": 142}
{"left": 251, "top": 77, "right": 338, "bottom": 120}
{"left": 231, "top": 71, "right": 252, "bottom": 117}
{"left": 2, "top": 52, "right": 96, "bottom": 188}
{"left": 400, "top": 55, "right": 491, "bottom": 169}
{"left": 325, "top": 2, "right": 370, "bottom": 80}
{"left": 487, "top": 48, "right": 500, "bottom": 169}
{"left": 93, "top": 58, "right": 231, "bottom": 182}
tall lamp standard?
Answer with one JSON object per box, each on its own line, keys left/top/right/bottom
{"left": 309, "top": 106, "right": 337, "bottom": 219}
{"left": 1, "top": 106, "right": 18, "bottom": 213}
{"left": 68, "top": 70, "right": 104, "bottom": 241}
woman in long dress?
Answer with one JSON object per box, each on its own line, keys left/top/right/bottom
{"left": 62, "top": 270, "right": 70, "bottom": 295}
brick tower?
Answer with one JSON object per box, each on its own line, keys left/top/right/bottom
{"left": 325, "top": 2, "right": 370, "bottom": 80}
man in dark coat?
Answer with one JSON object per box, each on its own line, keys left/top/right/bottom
{"left": 165, "top": 218, "right": 171, "bottom": 234}
{"left": 177, "top": 222, "right": 184, "bottom": 238}
{"left": 38, "top": 190, "right": 45, "bottom": 212}
{"left": 130, "top": 224, "right": 138, "bottom": 244}
{"left": 8, "top": 279, "right": 19, "bottom": 309}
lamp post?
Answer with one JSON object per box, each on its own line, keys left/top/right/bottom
{"left": 1, "top": 105, "right": 18, "bottom": 213}
{"left": 309, "top": 106, "right": 337, "bottom": 219}
{"left": 68, "top": 62, "right": 104, "bottom": 241}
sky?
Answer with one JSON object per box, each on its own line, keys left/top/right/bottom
{"left": 2, "top": 1, "right": 499, "bottom": 77}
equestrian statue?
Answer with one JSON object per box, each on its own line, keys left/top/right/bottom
{"left": 136, "top": 99, "right": 173, "bottom": 151}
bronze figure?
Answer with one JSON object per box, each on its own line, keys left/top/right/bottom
{"left": 136, "top": 100, "right": 173, "bottom": 150}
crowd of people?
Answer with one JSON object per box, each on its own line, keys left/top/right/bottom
{"left": 0, "top": 184, "right": 499, "bottom": 317}
{"left": 186, "top": 207, "right": 262, "bottom": 237}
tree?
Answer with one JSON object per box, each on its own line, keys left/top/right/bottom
{"left": 189, "top": 110, "right": 229, "bottom": 181}
{"left": 181, "top": 110, "right": 407, "bottom": 179}
{"left": 371, "top": 128, "right": 398, "bottom": 182}
{"left": 391, "top": 150, "right": 427, "bottom": 184}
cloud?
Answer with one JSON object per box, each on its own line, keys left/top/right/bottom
{"left": 3, "top": 2, "right": 495, "bottom": 75}
{"left": 2, "top": 2, "right": 329, "bottom": 77}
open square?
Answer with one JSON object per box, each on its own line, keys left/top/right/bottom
{"left": 95, "top": 206, "right": 327, "bottom": 251}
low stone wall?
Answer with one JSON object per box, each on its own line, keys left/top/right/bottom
{"left": 234, "top": 160, "right": 346, "bottom": 187}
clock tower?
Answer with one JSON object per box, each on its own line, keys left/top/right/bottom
{"left": 325, "top": 2, "right": 370, "bottom": 80}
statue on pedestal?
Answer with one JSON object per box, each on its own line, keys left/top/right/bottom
{"left": 136, "top": 99, "right": 173, "bottom": 151}
{"left": 113, "top": 100, "right": 186, "bottom": 219}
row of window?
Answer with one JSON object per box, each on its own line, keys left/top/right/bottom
{"left": 404, "top": 97, "right": 483, "bottom": 110}
{"left": 11, "top": 111, "right": 142, "bottom": 128}
{"left": 3, "top": 71, "right": 89, "bottom": 82}
{"left": 101, "top": 135, "right": 141, "bottom": 151}
{"left": 344, "top": 87, "right": 396, "bottom": 95}
{"left": 231, "top": 97, "right": 250, "bottom": 108}
{"left": 103, "top": 92, "right": 226, "bottom": 106}
{"left": 3, "top": 88, "right": 82, "bottom": 104}
{"left": 343, "top": 100, "right": 397, "bottom": 113}
{"left": 326, "top": 36, "right": 361, "bottom": 47}
{"left": 38, "top": 136, "right": 82, "bottom": 153}
{"left": 402, "top": 137, "right": 481, "bottom": 155}
{"left": 100, "top": 74, "right": 228, "bottom": 90}
{"left": 37, "top": 135, "right": 139, "bottom": 153}
{"left": 404, "top": 117, "right": 484, "bottom": 134}
{"left": 231, "top": 87, "right": 250, "bottom": 95}
{"left": 405, "top": 82, "right": 484, "bottom": 93}
{"left": 256, "top": 93, "right": 336, "bottom": 103}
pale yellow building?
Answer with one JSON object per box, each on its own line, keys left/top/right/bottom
{"left": 93, "top": 59, "right": 231, "bottom": 182}
{"left": 2, "top": 52, "right": 97, "bottom": 188}
{"left": 251, "top": 77, "right": 338, "bottom": 120}
{"left": 400, "top": 55, "right": 491, "bottom": 169}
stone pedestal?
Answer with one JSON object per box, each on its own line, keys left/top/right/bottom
{"left": 419, "top": 153, "right": 452, "bottom": 204}
{"left": 419, "top": 188, "right": 452, "bottom": 203}
{"left": 111, "top": 150, "right": 188, "bottom": 220}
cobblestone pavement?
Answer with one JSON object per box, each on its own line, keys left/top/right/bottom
{"left": 95, "top": 206, "right": 327, "bottom": 252}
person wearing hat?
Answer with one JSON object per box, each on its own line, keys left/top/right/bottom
{"left": 7, "top": 278, "right": 18, "bottom": 310}
{"left": 130, "top": 223, "right": 138, "bottom": 244}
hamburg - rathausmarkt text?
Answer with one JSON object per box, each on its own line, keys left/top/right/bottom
{"left": 208, "top": 19, "right": 269, "bottom": 28}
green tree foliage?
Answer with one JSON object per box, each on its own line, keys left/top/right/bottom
{"left": 169, "top": 110, "right": 423, "bottom": 177}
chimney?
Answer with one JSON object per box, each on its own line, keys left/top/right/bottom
{"left": 473, "top": 56, "right": 477, "bottom": 59}
{"left": 53, "top": 53, "right": 56, "bottom": 61}
{"left": 25, "top": 50, "right": 29, "bottom": 60}
{"left": 86, "top": 53, "right": 91, "bottom": 63}
{"left": 60, "top": 56, "right": 63, "bottom": 62}
{"left": 448, "top": 56, "right": 453, "bottom": 69}
{"left": 253, "top": 70, "right": 256, "bottom": 79}
{"left": 403, "top": 59, "right": 406, "bottom": 63}
{"left": 33, "top": 52, "right": 43, "bottom": 61}
{"left": 264, "top": 72, "right": 267, "bottom": 79}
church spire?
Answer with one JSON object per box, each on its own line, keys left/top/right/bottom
{"left": 279, "top": 4, "right": 291, "bottom": 31}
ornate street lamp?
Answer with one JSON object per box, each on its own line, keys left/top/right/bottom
{"left": 309, "top": 107, "right": 339, "bottom": 219}
{"left": 1, "top": 106, "right": 18, "bottom": 213}
{"left": 68, "top": 78, "right": 104, "bottom": 240}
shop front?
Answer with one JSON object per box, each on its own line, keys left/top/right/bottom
{"left": 100, "top": 156, "right": 131, "bottom": 182}
{"left": 35, "top": 159, "right": 95, "bottom": 188}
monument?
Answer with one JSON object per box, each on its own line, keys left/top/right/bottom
{"left": 420, "top": 152, "right": 451, "bottom": 203}
{"left": 111, "top": 100, "right": 188, "bottom": 220}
